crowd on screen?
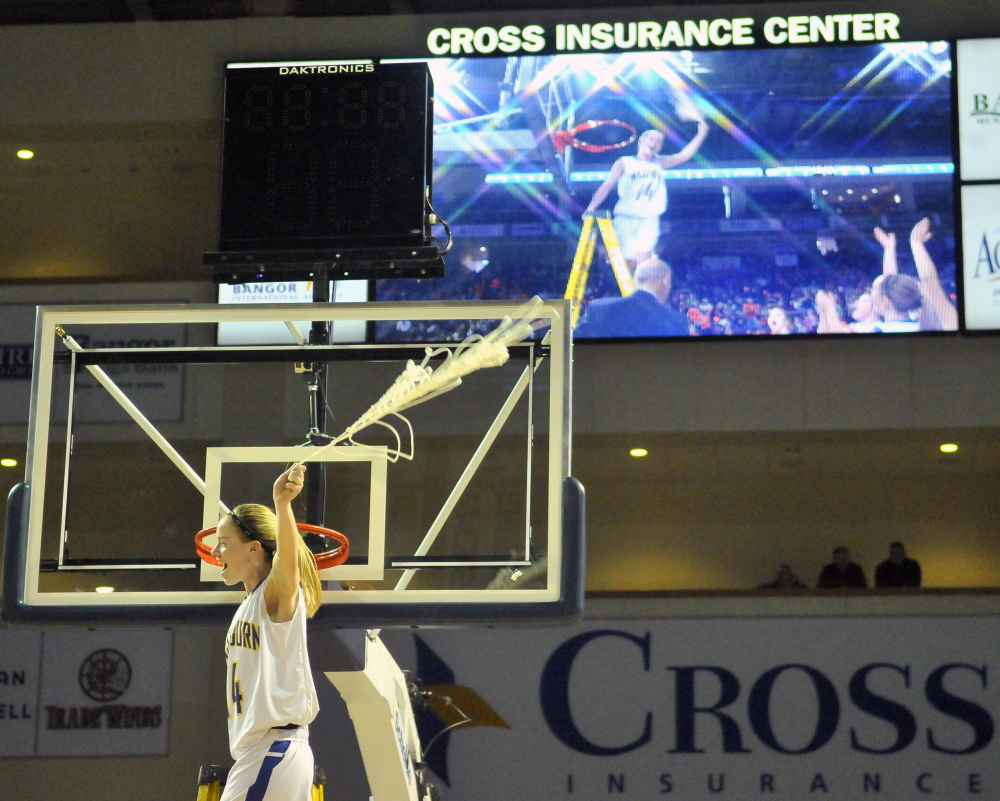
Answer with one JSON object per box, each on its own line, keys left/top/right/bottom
{"left": 376, "top": 216, "right": 957, "bottom": 342}
{"left": 669, "top": 259, "right": 869, "bottom": 337}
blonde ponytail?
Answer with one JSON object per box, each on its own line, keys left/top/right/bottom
{"left": 296, "top": 535, "right": 322, "bottom": 617}
{"left": 230, "top": 503, "right": 323, "bottom": 617}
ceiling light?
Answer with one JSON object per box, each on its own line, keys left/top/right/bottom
{"left": 0, "top": 458, "right": 17, "bottom": 467}
{"left": 939, "top": 443, "right": 958, "bottom": 453}
{"left": 16, "top": 150, "right": 33, "bottom": 160}
{"left": 629, "top": 448, "right": 648, "bottom": 458}
{"left": 95, "top": 586, "right": 116, "bottom": 594}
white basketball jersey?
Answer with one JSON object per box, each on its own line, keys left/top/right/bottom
{"left": 614, "top": 156, "right": 667, "bottom": 218}
{"left": 225, "top": 578, "right": 319, "bottom": 759}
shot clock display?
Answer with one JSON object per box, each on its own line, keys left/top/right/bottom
{"left": 217, "top": 61, "right": 433, "bottom": 252}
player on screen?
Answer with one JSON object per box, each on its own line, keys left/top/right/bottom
{"left": 210, "top": 463, "right": 322, "bottom": 801}
{"left": 584, "top": 114, "right": 710, "bottom": 274}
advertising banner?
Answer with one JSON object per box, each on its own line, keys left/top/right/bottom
{"left": 961, "top": 184, "right": 1000, "bottom": 330}
{"left": 386, "top": 617, "right": 1000, "bottom": 800}
{"left": 216, "top": 279, "right": 367, "bottom": 345}
{"left": 0, "top": 304, "right": 185, "bottom": 425}
{"left": 958, "top": 39, "right": 1000, "bottom": 182}
{"left": 0, "top": 629, "right": 43, "bottom": 757}
{"left": 0, "top": 628, "right": 172, "bottom": 757}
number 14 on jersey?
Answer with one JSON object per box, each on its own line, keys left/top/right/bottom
{"left": 229, "top": 660, "right": 245, "bottom": 717}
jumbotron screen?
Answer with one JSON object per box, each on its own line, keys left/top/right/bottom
{"left": 375, "top": 42, "right": 957, "bottom": 340}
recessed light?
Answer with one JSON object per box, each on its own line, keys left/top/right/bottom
{"left": 629, "top": 448, "right": 648, "bottom": 458}
{"left": 16, "top": 149, "right": 34, "bottom": 160}
{"left": 0, "top": 458, "right": 17, "bottom": 467}
{"left": 939, "top": 443, "right": 958, "bottom": 454}
{"left": 95, "top": 586, "right": 116, "bottom": 594}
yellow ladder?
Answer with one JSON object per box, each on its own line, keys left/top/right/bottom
{"left": 195, "top": 766, "right": 224, "bottom": 801}
{"left": 196, "top": 764, "right": 325, "bottom": 801}
{"left": 564, "top": 212, "right": 635, "bottom": 326}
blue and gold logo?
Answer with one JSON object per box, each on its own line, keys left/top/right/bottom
{"left": 413, "top": 635, "right": 510, "bottom": 786}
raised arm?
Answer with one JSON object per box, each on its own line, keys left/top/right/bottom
{"left": 265, "top": 463, "right": 306, "bottom": 623}
{"left": 815, "top": 290, "right": 845, "bottom": 334}
{"left": 658, "top": 121, "right": 709, "bottom": 169}
{"left": 910, "top": 217, "right": 958, "bottom": 331}
{"left": 873, "top": 227, "right": 897, "bottom": 275}
{"left": 585, "top": 158, "right": 625, "bottom": 215}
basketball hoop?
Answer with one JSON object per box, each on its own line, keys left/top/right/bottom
{"left": 551, "top": 120, "right": 638, "bottom": 155}
{"left": 195, "top": 523, "right": 350, "bottom": 571}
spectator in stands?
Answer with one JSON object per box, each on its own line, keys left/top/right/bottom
{"left": 874, "top": 541, "right": 922, "bottom": 588}
{"left": 574, "top": 257, "right": 689, "bottom": 338}
{"left": 767, "top": 306, "right": 793, "bottom": 335}
{"left": 895, "top": 217, "right": 957, "bottom": 331}
{"left": 870, "top": 273, "right": 924, "bottom": 333}
{"left": 759, "top": 563, "right": 806, "bottom": 589}
{"left": 849, "top": 291, "right": 880, "bottom": 333}
{"left": 817, "top": 546, "right": 868, "bottom": 588}
{"left": 817, "top": 219, "right": 957, "bottom": 334}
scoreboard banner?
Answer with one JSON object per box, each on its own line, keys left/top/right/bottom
{"left": 424, "top": 12, "right": 905, "bottom": 57}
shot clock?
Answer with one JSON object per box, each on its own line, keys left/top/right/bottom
{"left": 216, "top": 61, "right": 434, "bottom": 255}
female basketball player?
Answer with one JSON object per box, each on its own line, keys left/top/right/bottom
{"left": 584, "top": 120, "right": 710, "bottom": 274}
{"left": 210, "top": 463, "right": 322, "bottom": 801}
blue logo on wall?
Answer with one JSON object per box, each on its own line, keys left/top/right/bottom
{"left": 413, "top": 635, "right": 510, "bottom": 786}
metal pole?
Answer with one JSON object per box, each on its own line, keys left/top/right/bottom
{"left": 56, "top": 329, "right": 228, "bottom": 514}
{"left": 306, "top": 264, "right": 330, "bottom": 527}
{"left": 394, "top": 364, "right": 533, "bottom": 591}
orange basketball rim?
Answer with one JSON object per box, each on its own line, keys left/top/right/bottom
{"left": 195, "top": 524, "right": 350, "bottom": 571}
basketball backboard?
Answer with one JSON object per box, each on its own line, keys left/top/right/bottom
{"left": 2, "top": 299, "right": 583, "bottom": 627}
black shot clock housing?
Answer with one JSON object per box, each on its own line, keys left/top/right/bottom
{"left": 207, "top": 60, "right": 442, "bottom": 281}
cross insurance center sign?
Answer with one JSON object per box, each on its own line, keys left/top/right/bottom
{"left": 387, "top": 618, "right": 1000, "bottom": 801}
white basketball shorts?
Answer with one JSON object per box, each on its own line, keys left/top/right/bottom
{"left": 222, "top": 729, "right": 314, "bottom": 801}
{"left": 614, "top": 215, "right": 661, "bottom": 260}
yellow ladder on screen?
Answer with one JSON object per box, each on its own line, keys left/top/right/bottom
{"left": 564, "top": 211, "right": 636, "bottom": 326}
{"left": 195, "top": 764, "right": 326, "bottom": 801}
